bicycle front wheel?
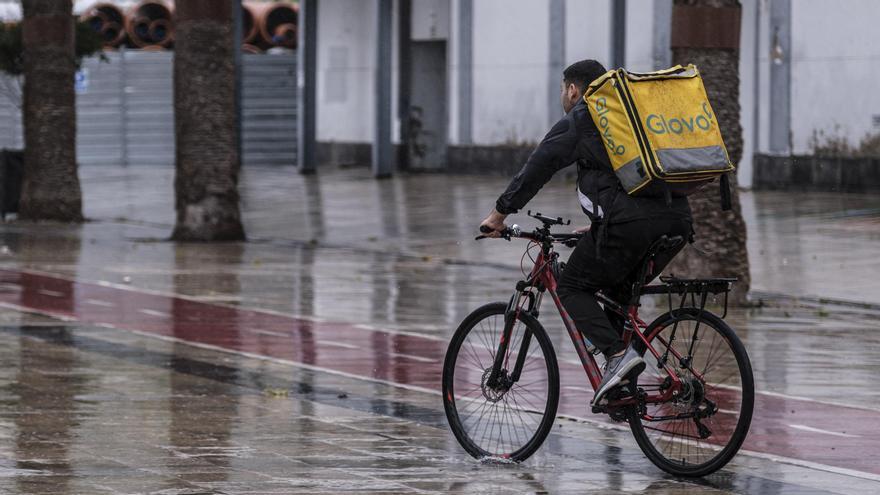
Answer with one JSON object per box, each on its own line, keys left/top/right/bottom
{"left": 629, "top": 308, "right": 754, "bottom": 477}
{"left": 442, "top": 302, "right": 559, "bottom": 462}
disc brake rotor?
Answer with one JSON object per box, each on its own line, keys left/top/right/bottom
{"left": 481, "top": 368, "right": 510, "bottom": 403}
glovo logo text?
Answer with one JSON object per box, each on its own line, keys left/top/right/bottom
{"left": 645, "top": 102, "right": 715, "bottom": 135}
{"left": 594, "top": 97, "right": 625, "bottom": 156}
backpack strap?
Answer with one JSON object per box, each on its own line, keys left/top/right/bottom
{"left": 720, "top": 173, "right": 732, "bottom": 211}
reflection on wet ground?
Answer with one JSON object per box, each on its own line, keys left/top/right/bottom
{"left": 0, "top": 164, "right": 875, "bottom": 493}
{"left": 0, "top": 316, "right": 871, "bottom": 494}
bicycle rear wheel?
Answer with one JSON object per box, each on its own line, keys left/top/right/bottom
{"left": 442, "top": 302, "right": 559, "bottom": 462}
{"left": 629, "top": 308, "right": 754, "bottom": 477}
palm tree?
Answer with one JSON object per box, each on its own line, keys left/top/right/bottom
{"left": 19, "top": 0, "right": 83, "bottom": 222}
{"left": 664, "top": 0, "right": 750, "bottom": 305}
{"left": 172, "top": 1, "right": 245, "bottom": 241}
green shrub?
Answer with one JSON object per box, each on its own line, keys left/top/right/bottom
{"left": 0, "top": 20, "right": 105, "bottom": 76}
{"left": 809, "top": 125, "right": 880, "bottom": 158}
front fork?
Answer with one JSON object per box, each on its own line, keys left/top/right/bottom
{"left": 486, "top": 288, "right": 542, "bottom": 388}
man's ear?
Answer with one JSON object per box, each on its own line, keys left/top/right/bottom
{"left": 568, "top": 83, "right": 581, "bottom": 101}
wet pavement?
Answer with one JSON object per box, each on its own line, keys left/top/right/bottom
{"left": 0, "top": 164, "right": 877, "bottom": 493}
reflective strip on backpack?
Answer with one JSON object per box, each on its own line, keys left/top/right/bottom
{"left": 615, "top": 156, "right": 650, "bottom": 193}
{"left": 654, "top": 145, "right": 730, "bottom": 176}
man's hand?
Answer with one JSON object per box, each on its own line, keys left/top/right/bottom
{"left": 479, "top": 209, "right": 508, "bottom": 238}
{"left": 572, "top": 225, "right": 591, "bottom": 234}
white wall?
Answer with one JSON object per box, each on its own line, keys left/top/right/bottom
{"left": 412, "top": 0, "right": 450, "bottom": 40}
{"left": 790, "top": 0, "right": 880, "bottom": 154}
{"left": 315, "top": 0, "right": 442, "bottom": 146}
{"left": 316, "top": 0, "right": 377, "bottom": 143}
{"left": 447, "top": 0, "right": 463, "bottom": 144}
{"left": 313, "top": 0, "right": 742, "bottom": 152}
{"left": 471, "top": 0, "right": 550, "bottom": 145}
{"left": 737, "top": 0, "right": 759, "bottom": 188}
{"left": 312, "top": 0, "right": 880, "bottom": 186}
{"left": 755, "top": 0, "right": 771, "bottom": 158}
{"left": 625, "top": 0, "right": 657, "bottom": 72}
{"left": 565, "top": 0, "right": 612, "bottom": 72}
{"left": 0, "top": 0, "right": 20, "bottom": 21}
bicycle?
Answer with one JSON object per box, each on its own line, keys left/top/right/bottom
{"left": 442, "top": 211, "right": 754, "bottom": 477}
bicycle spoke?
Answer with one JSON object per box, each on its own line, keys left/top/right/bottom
{"left": 632, "top": 313, "right": 751, "bottom": 472}
{"left": 447, "top": 306, "right": 554, "bottom": 459}
{"left": 704, "top": 368, "right": 740, "bottom": 388}
{"left": 461, "top": 397, "right": 491, "bottom": 425}
{"left": 508, "top": 392, "right": 539, "bottom": 440}
{"left": 462, "top": 342, "right": 486, "bottom": 371}
{"left": 477, "top": 321, "right": 496, "bottom": 361}
{"left": 509, "top": 388, "right": 542, "bottom": 412}
{"left": 511, "top": 382, "right": 547, "bottom": 405}
{"left": 455, "top": 383, "right": 484, "bottom": 399}
{"left": 699, "top": 330, "right": 723, "bottom": 375}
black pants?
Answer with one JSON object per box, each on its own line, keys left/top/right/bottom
{"left": 557, "top": 216, "right": 691, "bottom": 356}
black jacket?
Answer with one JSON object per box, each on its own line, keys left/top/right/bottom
{"left": 495, "top": 100, "right": 691, "bottom": 224}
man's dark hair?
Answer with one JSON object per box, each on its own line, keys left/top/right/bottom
{"left": 563, "top": 59, "right": 607, "bottom": 94}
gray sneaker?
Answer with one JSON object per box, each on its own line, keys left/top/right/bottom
{"left": 591, "top": 346, "right": 645, "bottom": 407}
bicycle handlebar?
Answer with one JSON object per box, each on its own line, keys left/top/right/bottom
{"left": 475, "top": 223, "right": 583, "bottom": 246}
{"left": 475, "top": 224, "right": 516, "bottom": 241}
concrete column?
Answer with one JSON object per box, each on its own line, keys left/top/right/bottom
{"left": 548, "top": 0, "right": 565, "bottom": 126}
{"left": 769, "top": 0, "right": 791, "bottom": 155}
{"left": 610, "top": 0, "right": 626, "bottom": 68}
{"left": 652, "top": 0, "right": 672, "bottom": 69}
{"left": 233, "top": 0, "right": 243, "bottom": 163}
{"left": 397, "top": 0, "right": 412, "bottom": 170}
{"left": 119, "top": 48, "right": 129, "bottom": 167}
{"left": 297, "top": 0, "right": 318, "bottom": 173}
{"left": 373, "top": 0, "right": 393, "bottom": 178}
{"left": 457, "top": 0, "right": 473, "bottom": 145}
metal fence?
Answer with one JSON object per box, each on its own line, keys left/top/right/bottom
{"left": 0, "top": 76, "right": 23, "bottom": 150}
{"left": 241, "top": 52, "right": 298, "bottom": 166}
{"left": 0, "top": 50, "right": 297, "bottom": 167}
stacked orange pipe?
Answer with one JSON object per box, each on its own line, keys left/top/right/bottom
{"left": 247, "top": 1, "right": 298, "bottom": 50}
{"left": 80, "top": 3, "right": 127, "bottom": 48}
{"left": 241, "top": 3, "right": 261, "bottom": 53}
{"left": 241, "top": 3, "right": 258, "bottom": 44}
{"left": 79, "top": 1, "right": 301, "bottom": 52}
{"left": 125, "top": 0, "right": 174, "bottom": 49}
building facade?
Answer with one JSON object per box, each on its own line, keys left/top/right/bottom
{"left": 315, "top": 0, "right": 880, "bottom": 188}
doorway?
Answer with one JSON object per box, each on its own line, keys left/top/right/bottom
{"left": 407, "top": 41, "right": 447, "bottom": 170}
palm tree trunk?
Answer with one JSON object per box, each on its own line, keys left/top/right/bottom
{"left": 172, "top": 0, "right": 245, "bottom": 241}
{"left": 19, "top": 0, "right": 83, "bottom": 222}
{"left": 664, "top": 0, "right": 750, "bottom": 305}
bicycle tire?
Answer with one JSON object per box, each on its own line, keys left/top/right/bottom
{"left": 442, "top": 302, "right": 559, "bottom": 462}
{"left": 628, "top": 308, "right": 754, "bottom": 477}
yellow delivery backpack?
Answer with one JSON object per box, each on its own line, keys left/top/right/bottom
{"left": 584, "top": 64, "right": 734, "bottom": 207}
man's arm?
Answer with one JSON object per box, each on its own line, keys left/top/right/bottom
{"left": 496, "top": 116, "right": 579, "bottom": 214}
{"left": 480, "top": 115, "right": 580, "bottom": 235}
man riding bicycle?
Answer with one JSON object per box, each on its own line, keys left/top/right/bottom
{"left": 479, "top": 59, "right": 693, "bottom": 407}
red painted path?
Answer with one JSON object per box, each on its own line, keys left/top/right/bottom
{"left": 0, "top": 269, "right": 876, "bottom": 476}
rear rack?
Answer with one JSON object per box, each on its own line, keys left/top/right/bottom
{"left": 641, "top": 277, "right": 737, "bottom": 318}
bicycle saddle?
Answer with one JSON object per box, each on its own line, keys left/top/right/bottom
{"left": 649, "top": 235, "right": 684, "bottom": 254}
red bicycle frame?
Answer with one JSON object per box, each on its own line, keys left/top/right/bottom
{"left": 497, "top": 236, "right": 692, "bottom": 412}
